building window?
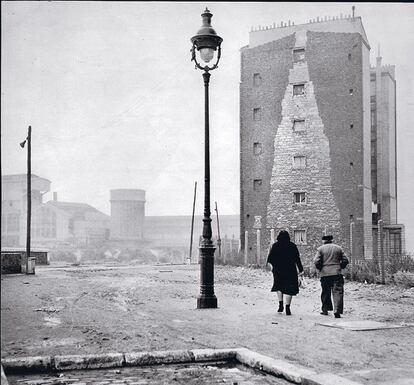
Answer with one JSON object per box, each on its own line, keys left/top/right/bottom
{"left": 350, "top": 124, "right": 354, "bottom": 129}
{"left": 294, "top": 230, "right": 307, "bottom": 245}
{"left": 293, "top": 84, "right": 305, "bottom": 96}
{"left": 253, "top": 73, "right": 262, "bottom": 86}
{"left": 253, "top": 108, "right": 262, "bottom": 121}
{"left": 293, "top": 119, "right": 305, "bottom": 132}
{"left": 254, "top": 179, "right": 262, "bottom": 190}
{"left": 293, "top": 48, "right": 305, "bottom": 63}
{"left": 253, "top": 142, "right": 262, "bottom": 155}
{"left": 293, "top": 192, "right": 306, "bottom": 204}
{"left": 389, "top": 232, "right": 401, "bottom": 256}
{"left": 349, "top": 89, "right": 354, "bottom": 95}
{"left": 293, "top": 155, "right": 306, "bottom": 168}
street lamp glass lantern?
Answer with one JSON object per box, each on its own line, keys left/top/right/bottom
{"left": 191, "top": 8, "right": 223, "bottom": 70}
{"left": 200, "top": 47, "right": 215, "bottom": 63}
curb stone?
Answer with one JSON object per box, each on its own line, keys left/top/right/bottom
{"left": 54, "top": 352, "right": 124, "bottom": 371}
{"left": 125, "top": 350, "right": 194, "bottom": 366}
{"left": 1, "top": 356, "right": 52, "bottom": 374}
{"left": 191, "top": 348, "right": 238, "bottom": 362}
{"left": 1, "top": 348, "right": 363, "bottom": 385}
{"left": 234, "top": 348, "right": 363, "bottom": 385}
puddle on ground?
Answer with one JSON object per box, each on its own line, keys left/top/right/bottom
{"left": 41, "top": 337, "right": 83, "bottom": 347}
{"left": 43, "top": 316, "right": 61, "bottom": 327}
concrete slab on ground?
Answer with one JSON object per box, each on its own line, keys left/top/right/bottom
{"left": 315, "top": 320, "right": 414, "bottom": 331}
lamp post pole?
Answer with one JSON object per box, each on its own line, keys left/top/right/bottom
{"left": 190, "top": 8, "right": 222, "bottom": 309}
{"left": 198, "top": 69, "right": 217, "bottom": 309}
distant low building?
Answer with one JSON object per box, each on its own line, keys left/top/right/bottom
{"left": 2, "top": 174, "right": 239, "bottom": 256}
{"left": 144, "top": 215, "right": 240, "bottom": 247}
{"left": 1, "top": 174, "right": 51, "bottom": 247}
{"left": 32, "top": 198, "right": 110, "bottom": 248}
{"left": 1, "top": 174, "right": 110, "bottom": 249}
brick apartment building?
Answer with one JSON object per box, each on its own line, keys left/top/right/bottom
{"left": 240, "top": 14, "right": 404, "bottom": 267}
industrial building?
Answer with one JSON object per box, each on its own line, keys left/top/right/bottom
{"left": 33, "top": 197, "right": 110, "bottom": 248}
{"left": 1, "top": 175, "right": 110, "bottom": 248}
{"left": 240, "top": 13, "right": 405, "bottom": 266}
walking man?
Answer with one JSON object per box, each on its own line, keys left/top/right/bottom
{"left": 314, "top": 235, "right": 349, "bottom": 318}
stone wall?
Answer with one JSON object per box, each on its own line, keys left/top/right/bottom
{"left": 1, "top": 251, "right": 49, "bottom": 274}
{"left": 1, "top": 253, "right": 22, "bottom": 274}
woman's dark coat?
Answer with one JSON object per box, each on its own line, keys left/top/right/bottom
{"left": 267, "top": 241, "right": 304, "bottom": 296}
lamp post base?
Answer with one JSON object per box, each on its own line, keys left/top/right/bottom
{"left": 197, "top": 244, "right": 217, "bottom": 309}
{"left": 197, "top": 295, "right": 217, "bottom": 309}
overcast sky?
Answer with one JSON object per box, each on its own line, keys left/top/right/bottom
{"left": 2, "top": 2, "right": 414, "bottom": 251}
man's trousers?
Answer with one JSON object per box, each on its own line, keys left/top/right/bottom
{"left": 320, "top": 274, "right": 344, "bottom": 314}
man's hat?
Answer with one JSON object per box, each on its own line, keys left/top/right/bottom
{"left": 322, "top": 235, "right": 333, "bottom": 241}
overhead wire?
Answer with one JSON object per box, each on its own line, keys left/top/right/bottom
{"left": 34, "top": 60, "right": 188, "bottom": 144}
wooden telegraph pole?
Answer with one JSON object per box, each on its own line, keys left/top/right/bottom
{"left": 188, "top": 181, "right": 197, "bottom": 264}
{"left": 215, "top": 201, "right": 221, "bottom": 262}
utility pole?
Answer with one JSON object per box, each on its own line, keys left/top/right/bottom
{"left": 214, "top": 201, "right": 221, "bottom": 262}
{"left": 20, "top": 126, "right": 32, "bottom": 273}
{"left": 188, "top": 181, "right": 197, "bottom": 264}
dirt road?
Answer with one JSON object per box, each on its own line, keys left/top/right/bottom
{"left": 1, "top": 263, "right": 413, "bottom": 384}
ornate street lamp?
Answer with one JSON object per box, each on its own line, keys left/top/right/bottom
{"left": 190, "top": 8, "right": 222, "bottom": 309}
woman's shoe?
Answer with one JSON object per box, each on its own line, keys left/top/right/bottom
{"left": 277, "top": 301, "right": 284, "bottom": 312}
{"left": 334, "top": 313, "right": 341, "bottom": 318}
{"left": 285, "top": 305, "right": 291, "bottom": 316}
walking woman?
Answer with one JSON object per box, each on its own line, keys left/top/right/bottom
{"left": 267, "top": 230, "right": 304, "bottom": 315}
